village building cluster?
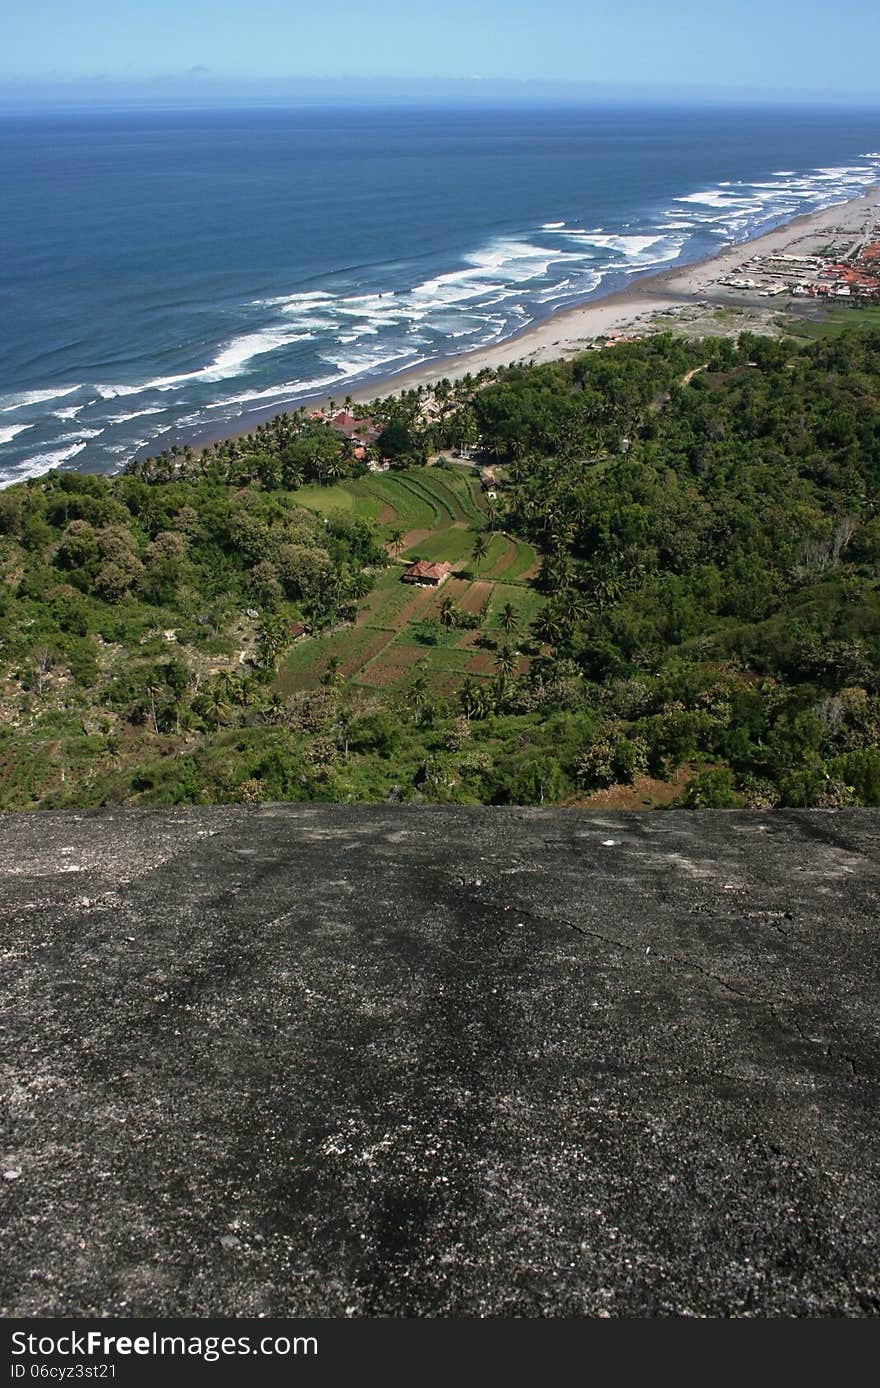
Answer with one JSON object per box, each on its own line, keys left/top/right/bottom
{"left": 716, "top": 222, "right": 880, "bottom": 302}
{"left": 306, "top": 407, "right": 390, "bottom": 469}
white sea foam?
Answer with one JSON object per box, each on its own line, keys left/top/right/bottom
{"left": 104, "top": 406, "right": 169, "bottom": 424}
{"left": 7, "top": 146, "right": 878, "bottom": 484}
{"left": 814, "top": 165, "right": 867, "bottom": 177}
{"left": 0, "top": 423, "right": 34, "bottom": 445}
{"left": 1, "top": 457, "right": 79, "bottom": 488}
{"left": 251, "top": 290, "right": 334, "bottom": 308}
{"left": 49, "top": 428, "right": 103, "bottom": 443}
{"left": 574, "top": 233, "right": 667, "bottom": 255}
{"left": 4, "top": 441, "right": 89, "bottom": 484}
{"left": 675, "top": 190, "right": 756, "bottom": 208}
{"left": 320, "top": 347, "right": 422, "bottom": 376}
{"left": 212, "top": 371, "right": 345, "bottom": 409}
{"left": 1, "top": 384, "right": 83, "bottom": 413}
{"left": 95, "top": 329, "right": 314, "bottom": 399}
{"left": 104, "top": 437, "right": 153, "bottom": 456}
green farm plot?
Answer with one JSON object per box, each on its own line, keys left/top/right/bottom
{"left": 467, "top": 531, "right": 511, "bottom": 579}
{"left": 278, "top": 632, "right": 334, "bottom": 690}
{"left": 358, "top": 573, "right": 425, "bottom": 628}
{"left": 280, "top": 624, "right": 394, "bottom": 691}
{"left": 435, "top": 468, "right": 488, "bottom": 522}
{"left": 399, "top": 473, "right": 458, "bottom": 523}
{"left": 367, "top": 475, "right": 438, "bottom": 529}
{"left": 396, "top": 643, "right": 474, "bottom": 671}
{"left": 402, "top": 527, "right": 474, "bottom": 566}
{"left": 483, "top": 583, "right": 545, "bottom": 633}
{"left": 405, "top": 468, "right": 485, "bottom": 524}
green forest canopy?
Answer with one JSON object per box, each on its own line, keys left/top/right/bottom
{"left": 1, "top": 327, "right": 879, "bottom": 811}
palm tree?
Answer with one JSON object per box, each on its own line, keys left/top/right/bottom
{"left": 323, "top": 453, "right": 348, "bottom": 484}
{"left": 389, "top": 526, "right": 405, "bottom": 558}
{"left": 282, "top": 458, "right": 305, "bottom": 490}
{"left": 321, "top": 655, "right": 343, "bottom": 688}
{"left": 533, "top": 608, "right": 563, "bottom": 647}
{"left": 143, "top": 675, "right": 162, "bottom": 735}
{"left": 495, "top": 645, "right": 518, "bottom": 681}
{"left": 237, "top": 676, "right": 258, "bottom": 710}
{"left": 262, "top": 692, "right": 285, "bottom": 724}
{"left": 459, "top": 677, "right": 480, "bottom": 721}
{"left": 333, "top": 706, "right": 353, "bottom": 761}
{"left": 439, "top": 595, "right": 459, "bottom": 630}
{"left": 500, "top": 602, "right": 518, "bottom": 640}
{"left": 256, "top": 612, "right": 289, "bottom": 671}
{"left": 472, "top": 531, "right": 490, "bottom": 578}
{"left": 408, "top": 668, "right": 429, "bottom": 718}
{"left": 206, "top": 683, "right": 229, "bottom": 731}
{"left": 219, "top": 669, "right": 240, "bottom": 706}
{"left": 558, "top": 589, "right": 593, "bottom": 627}
{"left": 588, "top": 570, "right": 624, "bottom": 610}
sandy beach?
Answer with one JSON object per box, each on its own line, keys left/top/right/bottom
{"left": 187, "top": 185, "right": 880, "bottom": 449}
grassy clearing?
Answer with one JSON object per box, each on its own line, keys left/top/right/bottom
{"left": 288, "top": 483, "right": 377, "bottom": 521}
{"left": 780, "top": 305, "right": 880, "bottom": 341}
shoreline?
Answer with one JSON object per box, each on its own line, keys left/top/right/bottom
{"left": 155, "top": 184, "right": 880, "bottom": 455}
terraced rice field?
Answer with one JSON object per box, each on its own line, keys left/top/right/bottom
{"left": 280, "top": 463, "right": 544, "bottom": 697}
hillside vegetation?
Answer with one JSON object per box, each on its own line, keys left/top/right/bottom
{"left": 1, "top": 328, "right": 879, "bottom": 810}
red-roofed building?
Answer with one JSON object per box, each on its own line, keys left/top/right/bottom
{"left": 329, "top": 411, "right": 381, "bottom": 445}
{"left": 401, "top": 560, "right": 452, "bottom": 587}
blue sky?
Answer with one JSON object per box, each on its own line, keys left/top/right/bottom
{"left": 3, "top": 0, "right": 879, "bottom": 104}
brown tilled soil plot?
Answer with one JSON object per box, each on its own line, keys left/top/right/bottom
{"left": 339, "top": 631, "right": 395, "bottom": 679}
{"left": 457, "top": 580, "right": 493, "bottom": 615}
{"left": 465, "top": 650, "right": 499, "bottom": 675}
{"left": 401, "top": 528, "right": 433, "bottom": 551}
{"left": 356, "top": 645, "right": 427, "bottom": 687}
{"left": 420, "top": 577, "right": 470, "bottom": 616}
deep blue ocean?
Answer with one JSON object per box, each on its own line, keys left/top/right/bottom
{"left": 2, "top": 104, "right": 880, "bottom": 486}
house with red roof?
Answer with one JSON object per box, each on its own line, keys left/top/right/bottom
{"left": 329, "top": 411, "right": 381, "bottom": 445}
{"left": 401, "top": 560, "right": 452, "bottom": 587}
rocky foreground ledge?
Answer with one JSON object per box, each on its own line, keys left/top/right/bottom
{"left": 1, "top": 806, "right": 878, "bottom": 1318}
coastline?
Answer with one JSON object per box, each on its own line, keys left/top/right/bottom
{"left": 169, "top": 184, "right": 880, "bottom": 454}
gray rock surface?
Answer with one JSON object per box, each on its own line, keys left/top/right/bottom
{"left": 1, "top": 805, "right": 878, "bottom": 1318}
